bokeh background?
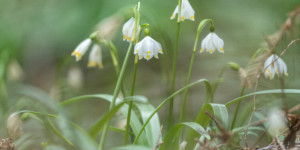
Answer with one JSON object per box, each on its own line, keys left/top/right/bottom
{"left": 1, "top": 0, "right": 300, "bottom": 149}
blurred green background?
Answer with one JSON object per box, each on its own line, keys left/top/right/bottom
{"left": 1, "top": 0, "right": 300, "bottom": 149}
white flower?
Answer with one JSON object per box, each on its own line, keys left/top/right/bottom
{"left": 122, "top": 17, "right": 141, "bottom": 42}
{"left": 200, "top": 32, "right": 224, "bottom": 54}
{"left": 88, "top": 44, "right": 103, "bottom": 69}
{"left": 72, "top": 39, "right": 92, "bottom": 61}
{"left": 264, "top": 54, "right": 288, "bottom": 79}
{"left": 170, "top": 0, "right": 195, "bottom": 21}
{"left": 134, "top": 36, "right": 163, "bottom": 60}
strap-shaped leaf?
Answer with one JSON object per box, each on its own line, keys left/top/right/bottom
{"left": 160, "top": 122, "right": 208, "bottom": 150}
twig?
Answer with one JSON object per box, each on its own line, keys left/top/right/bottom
{"left": 266, "top": 6, "right": 300, "bottom": 50}
{"left": 289, "top": 103, "right": 300, "bottom": 113}
{"left": 250, "top": 129, "right": 267, "bottom": 149}
{"left": 242, "top": 75, "right": 260, "bottom": 148}
{"left": 153, "top": 126, "right": 163, "bottom": 150}
{"left": 275, "top": 137, "right": 286, "bottom": 150}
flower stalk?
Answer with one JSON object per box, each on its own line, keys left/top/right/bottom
{"left": 123, "top": 54, "right": 139, "bottom": 145}
{"left": 99, "top": 2, "right": 140, "bottom": 149}
{"left": 168, "top": 0, "right": 183, "bottom": 129}
{"left": 230, "top": 85, "right": 246, "bottom": 130}
{"left": 178, "top": 19, "right": 214, "bottom": 123}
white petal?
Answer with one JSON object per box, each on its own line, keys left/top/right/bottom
{"left": 211, "top": 33, "right": 224, "bottom": 53}
{"left": 269, "top": 66, "right": 276, "bottom": 79}
{"left": 153, "top": 40, "right": 162, "bottom": 54}
{"left": 200, "top": 34, "right": 209, "bottom": 53}
{"left": 122, "top": 17, "right": 135, "bottom": 40}
{"left": 134, "top": 42, "right": 142, "bottom": 55}
{"left": 142, "top": 36, "right": 155, "bottom": 60}
{"left": 277, "top": 57, "right": 288, "bottom": 76}
{"left": 205, "top": 34, "right": 215, "bottom": 54}
{"left": 72, "top": 39, "right": 92, "bottom": 61}
{"left": 126, "top": 21, "right": 135, "bottom": 41}
{"left": 170, "top": 6, "right": 178, "bottom": 19}
{"left": 88, "top": 44, "right": 103, "bottom": 68}
{"left": 181, "top": 0, "right": 195, "bottom": 21}
{"left": 134, "top": 26, "right": 141, "bottom": 42}
{"left": 264, "top": 55, "right": 273, "bottom": 70}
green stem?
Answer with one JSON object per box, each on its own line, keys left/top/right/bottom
{"left": 230, "top": 85, "right": 246, "bottom": 130}
{"left": 211, "top": 65, "right": 227, "bottom": 102}
{"left": 168, "top": 22, "right": 181, "bottom": 129}
{"left": 178, "top": 19, "right": 213, "bottom": 123}
{"left": 99, "top": 42, "right": 133, "bottom": 149}
{"left": 167, "top": 0, "right": 182, "bottom": 129}
{"left": 99, "top": 2, "right": 140, "bottom": 149}
{"left": 123, "top": 55, "right": 138, "bottom": 145}
{"left": 108, "top": 41, "right": 127, "bottom": 97}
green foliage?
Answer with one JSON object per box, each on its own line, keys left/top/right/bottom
{"left": 2, "top": 0, "right": 300, "bottom": 149}
{"left": 160, "top": 122, "right": 208, "bottom": 150}
{"left": 185, "top": 103, "right": 229, "bottom": 149}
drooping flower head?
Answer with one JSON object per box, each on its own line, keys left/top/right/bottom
{"left": 170, "top": 0, "right": 195, "bottom": 21}
{"left": 134, "top": 36, "right": 163, "bottom": 60}
{"left": 88, "top": 44, "right": 103, "bottom": 69}
{"left": 72, "top": 39, "right": 92, "bottom": 61}
{"left": 264, "top": 54, "right": 288, "bottom": 79}
{"left": 200, "top": 32, "right": 224, "bottom": 54}
{"left": 122, "top": 17, "right": 141, "bottom": 42}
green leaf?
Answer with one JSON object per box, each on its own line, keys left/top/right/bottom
{"left": 108, "top": 145, "right": 152, "bottom": 150}
{"left": 225, "top": 89, "right": 300, "bottom": 106}
{"left": 185, "top": 103, "right": 228, "bottom": 150}
{"left": 46, "top": 118, "right": 74, "bottom": 146}
{"left": 60, "top": 94, "right": 149, "bottom": 145}
{"left": 88, "top": 101, "right": 127, "bottom": 139}
{"left": 15, "top": 84, "right": 57, "bottom": 111}
{"left": 59, "top": 94, "right": 117, "bottom": 107}
{"left": 134, "top": 96, "right": 161, "bottom": 147}
{"left": 9, "top": 110, "right": 98, "bottom": 150}
{"left": 160, "top": 122, "right": 208, "bottom": 150}
{"left": 133, "top": 79, "right": 210, "bottom": 144}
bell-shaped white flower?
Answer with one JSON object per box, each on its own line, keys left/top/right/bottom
{"left": 170, "top": 0, "right": 195, "bottom": 21}
{"left": 88, "top": 44, "right": 103, "bottom": 69}
{"left": 264, "top": 54, "right": 288, "bottom": 79}
{"left": 72, "top": 39, "right": 92, "bottom": 61}
{"left": 200, "top": 32, "right": 224, "bottom": 54}
{"left": 122, "top": 17, "right": 141, "bottom": 42}
{"left": 134, "top": 36, "right": 163, "bottom": 60}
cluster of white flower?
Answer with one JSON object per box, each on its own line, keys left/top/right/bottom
{"left": 122, "top": 18, "right": 163, "bottom": 60}
{"left": 72, "top": 39, "right": 103, "bottom": 68}
{"left": 71, "top": 1, "right": 290, "bottom": 81}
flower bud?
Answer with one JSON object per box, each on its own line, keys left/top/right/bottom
{"left": 228, "top": 62, "right": 240, "bottom": 71}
